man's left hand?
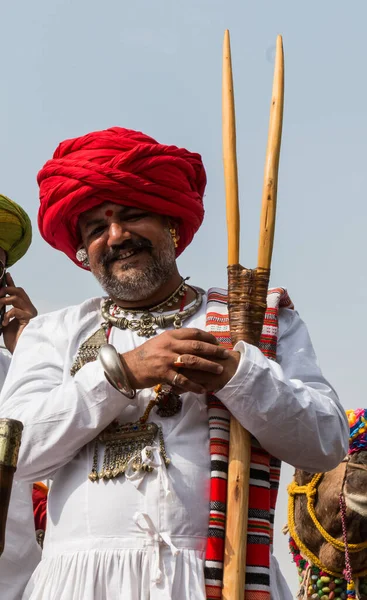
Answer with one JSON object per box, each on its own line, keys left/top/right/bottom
{"left": 0, "top": 273, "right": 37, "bottom": 354}
{"left": 173, "top": 350, "right": 240, "bottom": 394}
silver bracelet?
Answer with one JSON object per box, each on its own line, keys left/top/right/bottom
{"left": 99, "top": 344, "right": 136, "bottom": 399}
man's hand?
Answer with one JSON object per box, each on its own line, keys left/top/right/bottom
{"left": 122, "top": 328, "right": 230, "bottom": 394}
{"left": 176, "top": 350, "right": 240, "bottom": 393}
{"left": 0, "top": 273, "right": 37, "bottom": 354}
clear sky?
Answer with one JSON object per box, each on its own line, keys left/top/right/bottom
{"left": 1, "top": 0, "right": 366, "bottom": 594}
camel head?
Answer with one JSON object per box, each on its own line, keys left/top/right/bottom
{"left": 288, "top": 409, "right": 367, "bottom": 599}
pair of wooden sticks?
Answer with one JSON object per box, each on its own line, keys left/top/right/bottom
{"left": 222, "top": 31, "right": 284, "bottom": 599}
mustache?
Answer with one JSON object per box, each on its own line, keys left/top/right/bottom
{"left": 101, "top": 239, "right": 153, "bottom": 267}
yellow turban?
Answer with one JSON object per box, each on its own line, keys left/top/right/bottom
{"left": 0, "top": 195, "right": 32, "bottom": 266}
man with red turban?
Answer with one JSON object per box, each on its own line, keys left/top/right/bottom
{"left": 0, "top": 127, "right": 348, "bottom": 600}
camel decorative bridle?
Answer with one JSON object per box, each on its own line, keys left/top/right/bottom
{"left": 288, "top": 459, "right": 367, "bottom": 598}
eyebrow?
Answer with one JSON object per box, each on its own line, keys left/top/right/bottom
{"left": 84, "top": 218, "right": 106, "bottom": 230}
{"left": 83, "top": 208, "right": 147, "bottom": 231}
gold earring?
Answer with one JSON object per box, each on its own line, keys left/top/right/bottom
{"left": 169, "top": 228, "right": 180, "bottom": 249}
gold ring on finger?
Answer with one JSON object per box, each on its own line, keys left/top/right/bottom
{"left": 173, "top": 355, "right": 184, "bottom": 368}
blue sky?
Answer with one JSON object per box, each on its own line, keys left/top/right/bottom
{"left": 1, "top": 1, "right": 366, "bottom": 592}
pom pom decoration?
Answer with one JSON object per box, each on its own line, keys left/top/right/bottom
{"left": 346, "top": 409, "right": 367, "bottom": 454}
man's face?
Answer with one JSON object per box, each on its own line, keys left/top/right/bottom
{"left": 79, "top": 202, "right": 177, "bottom": 302}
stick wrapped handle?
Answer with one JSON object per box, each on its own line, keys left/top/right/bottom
{"left": 0, "top": 418, "right": 23, "bottom": 556}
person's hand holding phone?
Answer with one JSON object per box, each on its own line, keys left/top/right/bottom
{"left": 0, "top": 273, "right": 37, "bottom": 354}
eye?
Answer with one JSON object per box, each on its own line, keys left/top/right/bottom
{"left": 125, "top": 212, "right": 149, "bottom": 222}
{"left": 88, "top": 225, "right": 107, "bottom": 238}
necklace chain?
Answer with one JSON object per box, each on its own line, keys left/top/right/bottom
{"left": 101, "top": 279, "right": 202, "bottom": 338}
{"left": 111, "top": 277, "right": 189, "bottom": 316}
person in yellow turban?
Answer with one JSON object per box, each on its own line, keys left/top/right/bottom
{"left": 0, "top": 194, "right": 36, "bottom": 352}
{"left": 0, "top": 194, "right": 39, "bottom": 600}
{"left": 0, "top": 194, "right": 32, "bottom": 267}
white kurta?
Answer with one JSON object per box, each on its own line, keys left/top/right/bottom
{"left": 0, "top": 294, "right": 349, "bottom": 600}
{"left": 0, "top": 350, "right": 41, "bottom": 600}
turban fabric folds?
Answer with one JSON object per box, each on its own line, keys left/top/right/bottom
{"left": 37, "top": 127, "right": 206, "bottom": 267}
{"left": 0, "top": 195, "right": 32, "bottom": 266}
{"left": 32, "top": 482, "right": 48, "bottom": 533}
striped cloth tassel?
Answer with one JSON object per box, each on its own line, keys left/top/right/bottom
{"left": 204, "top": 287, "right": 294, "bottom": 599}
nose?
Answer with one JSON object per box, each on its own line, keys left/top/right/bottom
{"left": 107, "top": 221, "right": 131, "bottom": 247}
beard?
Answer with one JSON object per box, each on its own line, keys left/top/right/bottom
{"left": 93, "top": 228, "right": 176, "bottom": 302}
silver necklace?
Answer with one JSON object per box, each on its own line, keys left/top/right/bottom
{"left": 113, "top": 278, "right": 189, "bottom": 316}
{"left": 101, "top": 288, "right": 202, "bottom": 338}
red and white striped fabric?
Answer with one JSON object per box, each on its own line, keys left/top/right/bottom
{"left": 204, "top": 287, "right": 294, "bottom": 600}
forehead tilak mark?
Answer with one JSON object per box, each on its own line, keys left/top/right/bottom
{"left": 105, "top": 210, "right": 114, "bottom": 217}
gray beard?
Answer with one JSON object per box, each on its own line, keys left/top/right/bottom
{"left": 94, "top": 233, "right": 176, "bottom": 302}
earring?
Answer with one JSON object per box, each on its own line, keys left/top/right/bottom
{"left": 169, "top": 228, "right": 180, "bottom": 249}
{"left": 76, "top": 248, "right": 90, "bottom": 267}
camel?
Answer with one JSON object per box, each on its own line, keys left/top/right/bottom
{"left": 287, "top": 408, "right": 367, "bottom": 600}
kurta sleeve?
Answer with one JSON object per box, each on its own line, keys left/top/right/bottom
{"left": 0, "top": 311, "right": 134, "bottom": 482}
{"left": 215, "top": 308, "right": 349, "bottom": 472}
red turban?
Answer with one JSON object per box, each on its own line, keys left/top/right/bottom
{"left": 32, "top": 482, "right": 48, "bottom": 532}
{"left": 37, "top": 127, "right": 206, "bottom": 267}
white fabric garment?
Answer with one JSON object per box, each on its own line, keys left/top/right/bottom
{"left": 0, "top": 349, "right": 41, "bottom": 600}
{"left": 0, "top": 349, "right": 11, "bottom": 384}
{"left": 0, "top": 294, "right": 349, "bottom": 600}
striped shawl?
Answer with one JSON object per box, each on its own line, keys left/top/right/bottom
{"left": 204, "top": 287, "right": 294, "bottom": 600}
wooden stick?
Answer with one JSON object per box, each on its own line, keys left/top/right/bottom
{"left": 258, "top": 35, "right": 284, "bottom": 269}
{"left": 222, "top": 29, "right": 251, "bottom": 600}
{"left": 222, "top": 421, "right": 251, "bottom": 599}
{"left": 222, "top": 29, "right": 240, "bottom": 266}
{"left": 222, "top": 33, "right": 285, "bottom": 600}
